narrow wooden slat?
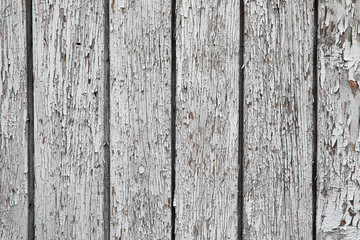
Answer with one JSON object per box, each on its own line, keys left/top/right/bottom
{"left": 317, "top": 1, "right": 360, "bottom": 238}
{"left": 175, "top": 1, "right": 240, "bottom": 238}
{"left": 109, "top": 1, "right": 172, "bottom": 238}
{"left": 243, "top": 1, "right": 314, "bottom": 239}
{"left": 33, "top": 1, "right": 105, "bottom": 238}
{"left": 0, "top": 0, "right": 28, "bottom": 238}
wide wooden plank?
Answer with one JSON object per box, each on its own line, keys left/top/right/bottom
{"left": 0, "top": 0, "right": 28, "bottom": 239}
{"left": 175, "top": 1, "right": 240, "bottom": 238}
{"left": 109, "top": 1, "right": 172, "bottom": 239}
{"left": 317, "top": 1, "right": 360, "bottom": 238}
{"left": 33, "top": 1, "right": 105, "bottom": 238}
{"left": 243, "top": 1, "right": 314, "bottom": 239}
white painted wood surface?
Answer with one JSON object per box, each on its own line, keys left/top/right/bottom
{"left": 317, "top": 1, "right": 360, "bottom": 239}
{"left": 33, "top": 1, "right": 105, "bottom": 238}
{"left": 109, "top": 0, "right": 172, "bottom": 239}
{"left": 0, "top": 0, "right": 28, "bottom": 239}
{"left": 4, "top": 1, "right": 360, "bottom": 239}
{"left": 243, "top": 1, "right": 314, "bottom": 239}
{"left": 174, "top": 0, "right": 240, "bottom": 238}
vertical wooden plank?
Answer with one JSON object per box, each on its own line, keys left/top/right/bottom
{"left": 33, "top": 1, "right": 105, "bottom": 238}
{"left": 243, "top": 1, "right": 314, "bottom": 239}
{"left": 110, "top": 0, "right": 172, "bottom": 239}
{"left": 0, "top": 0, "right": 27, "bottom": 238}
{"left": 175, "top": 1, "right": 240, "bottom": 238}
{"left": 317, "top": 1, "right": 360, "bottom": 238}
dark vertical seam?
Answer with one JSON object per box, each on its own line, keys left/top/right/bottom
{"left": 312, "top": 0, "right": 319, "bottom": 239}
{"left": 103, "top": 0, "right": 110, "bottom": 238}
{"left": 26, "top": 0, "right": 35, "bottom": 239}
{"left": 171, "top": 0, "right": 177, "bottom": 239}
{"left": 238, "top": 0, "right": 245, "bottom": 240}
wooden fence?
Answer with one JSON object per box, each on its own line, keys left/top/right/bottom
{"left": 1, "top": 0, "right": 360, "bottom": 239}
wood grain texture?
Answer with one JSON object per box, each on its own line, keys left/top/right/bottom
{"left": 317, "top": 1, "right": 360, "bottom": 239}
{"left": 243, "top": 1, "right": 314, "bottom": 239}
{"left": 109, "top": 0, "right": 172, "bottom": 239}
{"left": 0, "top": 0, "right": 28, "bottom": 239}
{"left": 174, "top": 1, "right": 240, "bottom": 238}
{"left": 33, "top": 1, "right": 105, "bottom": 238}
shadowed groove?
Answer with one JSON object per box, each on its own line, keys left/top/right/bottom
{"left": 312, "top": 0, "right": 319, "bottom": 239}
{"left": 171, "top": 0, "right": 177, "bottom": 238}
{"left": 103, "top": 0, "right": 110, "bottom": 238}
{"left": 238, "top": 0, "right": 245, "bottom": 239}
{"left": 26, "top": 0, "right": 35, "bottom": 239}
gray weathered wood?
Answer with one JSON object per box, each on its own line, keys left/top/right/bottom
{"left": 243, "top": 1, "right": 314, "bottom": 239}
{"left": 0, "top": 0, "right": 27, "bottom": 239}
{"left": 174, "top": 1, "right": 240, "bottom": 238}
{"left": 317, "top": 1, "right": 360, "bottom": 238}
{"left": 33, "top": 1, "right": 105, "bottom": 238}
{"left": 109, "top": 1, "right": 172, "bottom": 238}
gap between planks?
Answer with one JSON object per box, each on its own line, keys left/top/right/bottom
{"left": 312, "top": 0, "right": 319, "bottom": 239}
{"left": 26, "top": 0, "right": 35, "bottom": 238}
{"left": 171, "top": 0, "right": 177, "bottom": 238}
{"left": 238, "top": 0, "right": 245, "bottom": 239}
{"left": 104, "top": 0, "right": 111, "bottom": 238}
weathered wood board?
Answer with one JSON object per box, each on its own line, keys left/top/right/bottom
{"left": 243, "top": 1, "right": 314, "bottom": 239}
{"left": 0, "top": 0, "right": 28, "bottom": 239}
{"left": 33, "top": 1, "right": 105, "bottom": 238}
{"left": 317, "top": 1, "right": 360, "bottom": 239}
{"left": 4, "top": 0, "right": 360, "bottom": 239}
{"left": 174, "top": 0, "right": 240, "bottom": 238}
{"left": 109, "top": 0, "right": 172, "bottom": 239}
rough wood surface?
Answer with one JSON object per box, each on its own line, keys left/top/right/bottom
{"left": 317, "top": 1, "right": 360, "bottom": 239}
{"left": 0, "top": 0, "right": 28, "bottom": 239}
{"left": 243, "top": 1, "right": 314, "bottom": 239}
{"left": 174, "top": 1, "right": 240, "bottom": 238}
{"left": 33, "top": 1, "right": 105, "bottom": 238}
{"left": 109, "top": 1, "right": 172, "bottom": 239}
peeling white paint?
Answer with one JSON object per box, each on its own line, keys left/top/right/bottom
{"left": 343, "top": 40, "right": 360, "bottom": 82}
{"left": 110, "top": 0, "right": 172, "bottom": 238}
{"left": 318, "top": 0, "right": 360, "bottom": 238}
{"left": 33, "top": 1, "right": 105, "bottom": 239}
{"left": 0, "top": 0, "right": 28, "bottom": 239}
{"left": 2, "top": 0, "right": 360, "bottom": 239}
{"left": 175, "top": 0, "right": 239, "bottom": 239}
{"left": 243, "top": 0, "right": 314, "bottom": 239}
